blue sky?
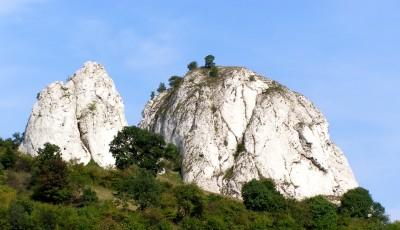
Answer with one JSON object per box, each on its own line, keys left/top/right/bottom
{"left": 0, "top": 0, "right": 399, "bottom": 220}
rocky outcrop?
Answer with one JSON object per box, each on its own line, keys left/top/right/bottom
{"left": 140, "top": 67, "right": 358, "bottom": 200}
{"left": 20, "top": 61, "right": 127, "bottom": 167}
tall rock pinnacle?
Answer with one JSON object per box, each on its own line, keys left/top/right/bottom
{"left": 20, "top": 61, "right": 128, "bottom": 167}
{"left": 140, "top": 67, "right": 358, "bottom": 200}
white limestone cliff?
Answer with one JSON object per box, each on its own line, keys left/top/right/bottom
{"left": 19, "top": 61, "right": 127, "bottom": 167}
{"left": 140, "top": 67, "right": 358, "bottom": 200}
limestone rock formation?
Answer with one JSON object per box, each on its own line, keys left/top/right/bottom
{"left": 20, "top": 61, "right": 127, "bottom": 167}
{"left": 140, "top": 67, "right": 358, "bottom": 200}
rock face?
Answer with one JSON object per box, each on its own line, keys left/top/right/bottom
{"left": 20, "top": 61, "right": 127, "bottom": 167}
{"left": 140, "top": 67, "right": 358, "bottom": 200}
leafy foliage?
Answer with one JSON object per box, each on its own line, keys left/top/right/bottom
{"left": 31, "top": 143, "right": 72, "bottom": 204}
{"left": 187, "top": 61, "right": 198, "bottom": 70}
{"left": 0, "top": 147, "right": 16, "bottom": 169}
{"left": 174, "top": 184, "right": 204, "bottom": 219}
{"left": 303, "top": 196, "right": 338, "bottom": 230}
{"left": 209, "top": 66, "right": 219, "bottom": 78}
{"left": 0, "top": 132, "right": 395, "bottom": 229}
{"left": 157, "top": 82, "right": 167, "bottom": 93}
{"left": 241, "top": 178, "right": 286, "bottom": 212}
{"left": 168, "top": 75, "right": 183, "bottom": 88}
{"left": 110, "top": 126, "right": 180, "bottom": 174}
{"left": 117, "top": 168, "right": 161, "bottom": 210}
{"left": 204, "top": 55, "right": 215, "bottom": 68}
{"left": 339, "top": 187, "right": 388, "bottom": 223}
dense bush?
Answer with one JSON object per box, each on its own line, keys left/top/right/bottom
{"left": 157, "top": 82, "right": 167, "bottom": 93}
{"left": 241, "top": 178, "right": 286, "bottom": 212}
{"left": 174, "top": 184, "right": 204, "bottom": 219}
{"left": 168, "top": 76, "right": 183, "bottom": 88}
{"left": 209, "top": 66, "right": 219, "bottom": 78}
{"left": 303, "top": 195, "right": 338, "bottom": 230}
{"left": 187, "top": 61, "right": 198, "bottom": 70}
{"left": 0, "top": 147, "right": 16, "bottom": 169}
{"left": 339, "top": 187, "right": 388, "bottom": 222}
{"left": 117, "top": 168, "right": 161, "bottom": 210}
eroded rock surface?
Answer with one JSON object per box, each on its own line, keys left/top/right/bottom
{"left": 20, "top": 61, "right": 127, "bottom": 167}
{"left": 140, "top": 67, "right": 358, "bottom": 200}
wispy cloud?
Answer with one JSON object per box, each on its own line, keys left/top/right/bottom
{"left": 0, "top": 0, "right": 45, "bottom": 16}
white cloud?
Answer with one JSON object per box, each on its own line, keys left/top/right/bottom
{"left": 0, "top": 0, "right": 45, "bottom": 16}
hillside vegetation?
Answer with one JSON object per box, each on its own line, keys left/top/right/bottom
{"left": 0, "top": 128, "right": 399, "bottom": 230}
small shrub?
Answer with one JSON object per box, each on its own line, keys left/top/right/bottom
{"left": 157, "top": 83, "right": 167, "bottom": 93}
{"left": 80, "top": 187, "right": 98, "bottom": 206}
{"left": 211, "top": 105, "right": 217, "bottom": 113}
{"left": 234, "top": 141, "right": 245, "bottom": 159}
{"left": 117, "top": 169, "right": 161, "bottom": 210}
{"left": 88, "top": 102, "right": 96, "bottom": 112}
{"left": 168, "top": 76, "right": 183, "bottom": 88}
{"left": 209, "top": 66, "right": 218, "bottom": 78}
{"left": 223, "top": 167, "right": 234, "bottom": 180}
{"left": 0, "top": 185, "right": 17, "bottom": 209}
{"left": 6, "top": 171, "right": 31, "bottom": 192}
{"left": 187, "top": 61, "right": 198, "bottom": 71}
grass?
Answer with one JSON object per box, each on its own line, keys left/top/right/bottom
{"left": 92, "top": 185, "right": 114, "bottom": 201}
{"left": 157, "top": 171, "right": 182, "bottom": 187}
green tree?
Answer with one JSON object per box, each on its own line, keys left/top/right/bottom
{"left": 12, "top": 132, "right": 24, "bottom": 147}
{"left": 168, "top": 76, "right": 183, "bottom": 88}
{"left": 117, "top": 169, "right": 161, "bottom": 210}
{"left": 339, "top": 187, "right": 387, "bottom": 222}
{"left": 31, "top": 143, "right": 71, "bottom": 204}
{"left": 150, "top": 91, "right": 155, "bottom": 100}
{"left": 0, "top": 147, "right": 16, "bottom": 169}
{"left": 110, "top": 126, "right": 180, "bottom": 173}
{"left": 157, "top": 83, "right": 167, "bottom": 93}
{"left": 174, "top": 184, "right": 204, "bottom": 218}
{"left": 241, "top": 178, "right": 286, "bottom": 212}
{"left": 8, "top": 199, "right": 35, "bottom": 230}
{"left": 304, "top": 196, "right": 338, "bottom": 230}
{"left": 187, "top": 61, "right": 198, "bottom": 71}
{"left": 204, "top": 55, "right": 215, "bottom": 68}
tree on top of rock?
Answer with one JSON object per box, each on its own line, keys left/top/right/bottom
{"left": 157, "top": 83, "right": 167, "bottom": 93}
{"left": 204, "top": 55, "right": 215, "bottom": 68}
